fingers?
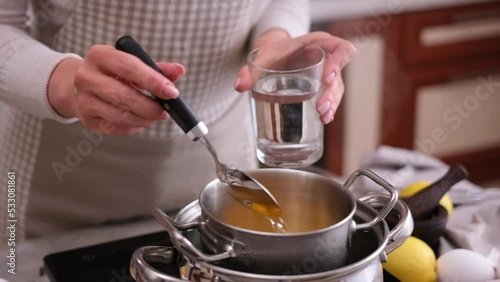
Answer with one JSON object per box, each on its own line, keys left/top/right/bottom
{"left": 75, "top": 69, "right": 165, "bottom": 121}
{"left": 157, "top": 62, "right": 185, "bottom": 83}
{"left": 319, "top": 38, "right": 356, "bottom": 85}
{"left": 235, "top": 32, "right": 355, "bottom": 98}
{"left": 296, "top": 31, "right": 357, "bottom": 67}
{"left": 88, "top": 45, "right": 180, "bottom": 100}
{"left": 73, "top": 44, "right": 189, "bottom": 136}
{"left": 234, "top": 66, "right": 250, "bottom": 92}
{"left": 75, "top": 98, "right": 163, "bottom": 136}
{"left": 308, "top": 34, "right": 352, "bottom": 124}
{"left": 296, "top": 32, "right": 355, "bottom": 84}
{"left": 235, "top": 40, "right": 307, "bottom": 93}
{"left": 316, "top": 73, "right": 345, "bottom": 124}
{"left": 76, "top": 93, "right": 157, "bottom": 129}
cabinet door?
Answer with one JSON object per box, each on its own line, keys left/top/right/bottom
{"left": 401, "top": 2, "right": 500, "bottom": 67}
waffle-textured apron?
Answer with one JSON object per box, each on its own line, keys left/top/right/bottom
{"left": 1, "top": 0, "right": 264, "bottom": 240}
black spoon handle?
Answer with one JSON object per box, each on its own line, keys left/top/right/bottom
{"left": 115, "top": 35, "right": 207, "bottom": 140}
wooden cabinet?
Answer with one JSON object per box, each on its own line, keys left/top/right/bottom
{"left": 320, "top": 1, "right": 500, "bottom": 181}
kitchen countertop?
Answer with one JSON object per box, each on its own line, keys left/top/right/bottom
{"left": 310, "top": 0, "right": 497, "bottom": 22}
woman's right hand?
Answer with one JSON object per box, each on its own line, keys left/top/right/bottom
{"left": 48, "top": 44, "right": 184, "bottom": 135}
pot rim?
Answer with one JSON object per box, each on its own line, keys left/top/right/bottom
{"left": 198, "top": 168, "right": 358, "bottom": 236}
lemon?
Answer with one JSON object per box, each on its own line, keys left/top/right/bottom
{"left": 383, "top": 236, "right": 437, "bottom": 282}
{"left": 400, "top": 181, "right": 454, "bottom": 217}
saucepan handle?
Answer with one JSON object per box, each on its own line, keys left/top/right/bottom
{"left": 359, "top": 194, "right": 414, "bottom": 254}
{"left": 344, "top": 169, "right": 398, "bottom": 230}
{"left": 152, "top": 208, "right": 235, "bottom": 262}
{"left": 130, "top": 246, "right": 185, "bottom": 282}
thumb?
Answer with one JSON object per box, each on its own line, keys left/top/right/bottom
{"left": 234, "top": 66, "right": 251, "bottom": 93}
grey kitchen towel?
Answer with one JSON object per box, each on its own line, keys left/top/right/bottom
{"left": 353, "top": 145, "right": 500, "bottom": 204}
{"left": 356, "top": 145, "right": 500, "bottom": 272}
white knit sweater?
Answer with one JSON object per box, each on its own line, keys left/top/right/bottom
{"left": 0, "top": 0, "right": 310, "bottom": 242}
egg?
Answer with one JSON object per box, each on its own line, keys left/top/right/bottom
{"left": 497, "top": 259, "right": 500, "bottom": 278}
{"left": 437, "top": 249, "right": 496, "bottom": 282}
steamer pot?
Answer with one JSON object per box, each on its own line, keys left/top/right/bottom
{"left": 130, "top": 193, "right": 413, "bottom": 282}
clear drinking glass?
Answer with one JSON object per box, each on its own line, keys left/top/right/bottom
{"left": 247, "top": 41, "right": 325, "bottom": 168}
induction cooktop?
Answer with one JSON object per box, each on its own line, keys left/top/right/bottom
{"left": 43, "top": 231, "right": 179, "bottom": 282}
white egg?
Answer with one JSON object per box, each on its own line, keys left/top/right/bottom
{"left": 497, "top": 259, "right": 500, "bottom": 278}
{"left": 437, "top": 249, "right": 495, "bottom": 282}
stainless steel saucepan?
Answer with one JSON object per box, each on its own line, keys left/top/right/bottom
{"left": 132, "top": 168, "right": 409, "bottom": 280}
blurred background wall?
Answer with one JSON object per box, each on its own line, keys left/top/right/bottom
{"left": 310, "top": 0, "right": 500, "bottom": 185}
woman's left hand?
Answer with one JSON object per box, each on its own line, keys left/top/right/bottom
{"left": 235, "top": 31, "right": 356, "bottom": 124}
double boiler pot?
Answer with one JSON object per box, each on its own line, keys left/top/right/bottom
{"left": 131, "top": 168, "right": 414, "bottom": 281}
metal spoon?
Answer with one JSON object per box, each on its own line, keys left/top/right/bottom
{"left": 115, "top": 35, "right": 281, "bottom": 217}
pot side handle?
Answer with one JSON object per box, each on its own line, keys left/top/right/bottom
{"left": 152, "top": 208, "right": 235, "bottom": 262}
{"left": 344, "top": 169, "right": 399, "bottom": 231}
{"left": 130, "top": 246, "right": 185, "bottom": 282}
{"left": 359, "top": 194, "right": 414, "bottom": 255}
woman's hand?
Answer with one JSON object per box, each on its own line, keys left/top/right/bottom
{"left": 48, "top": 45, "right": 184, "bottom": 135}
{"left": 235, "top": 31, "right": 356, "bottom": 124}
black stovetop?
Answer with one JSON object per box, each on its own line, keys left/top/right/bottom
{"left": 43, "top": 231, "right": 177, "bottom": 282}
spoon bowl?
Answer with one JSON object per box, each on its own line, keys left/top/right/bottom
{"left": 198, "top": 136, "right": 282, "bottom": 219}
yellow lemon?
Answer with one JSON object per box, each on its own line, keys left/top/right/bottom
{"left": 383, "top": 236, "right": 437, "bottom": 282}
{"left": 400, "top": 181, "right": 454, "bottom": 217}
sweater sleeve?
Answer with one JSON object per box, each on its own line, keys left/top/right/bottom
{"left": 0, "top": 0, "right": 81, "bottom": 124}
{"left": 251, "top": 0, "right": 311, "bottom": 45}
